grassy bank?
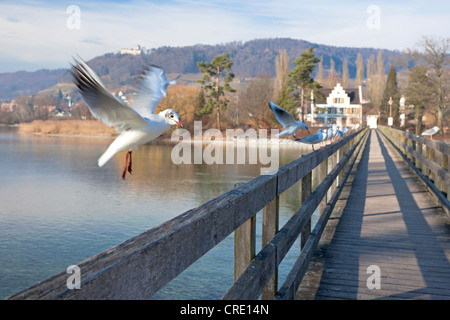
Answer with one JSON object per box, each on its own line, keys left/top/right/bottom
{"left": 18, "top": 120, "right": 118, "bottom": 136}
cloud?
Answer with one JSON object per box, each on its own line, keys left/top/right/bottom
{"left": 6, "top": 16, "right": 20, "bottom": 23}
{"left": 80, "top": 37, "right": 105, "bottom": 46}
{"left": 0, "top": 0, "right": 448, "bottom": 72}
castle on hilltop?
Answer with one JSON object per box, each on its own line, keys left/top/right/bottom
{"left": 119, "top": 44, "right": 143, "bottom": 55}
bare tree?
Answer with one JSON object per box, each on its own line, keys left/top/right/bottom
{"left": 417, "top": 36, "right": 450, "bottom": 135}
{"left": 274, "top": 49, "right": 290, "bottom": 100}
{"left": 326, "top": 58, "right": 338, "bottom": 88}
{"left": 342, "top": 58, "right": 349, "bottom": 88}
{"left": 356, "top": 53, "right": 364, "bottom": 87}
{"left": 375, "top": 50, "right": 386, "bottom": 109}
{"left": 366, "top": 53, "right": 385, "bottom": 113}
{"left": 239, "top": 73, "right": 275, "bottom": 129}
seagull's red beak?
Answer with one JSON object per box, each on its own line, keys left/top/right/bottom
{"left": 175, "top": 121, "right": 183, "bottom": 128}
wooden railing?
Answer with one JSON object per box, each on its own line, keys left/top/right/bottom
{"left": 225, "top": 128, "right": 369, "bottom": 299}
{"left": 7, "top": 127, "right": 369, "bottom": 300}
{"left": 378, "top": 126, "right": 450, "bottom": 216}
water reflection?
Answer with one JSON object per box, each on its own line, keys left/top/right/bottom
{"left": 0, "top": 127, "right": 315, "bottom": 299}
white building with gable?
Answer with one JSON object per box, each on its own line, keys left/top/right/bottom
{"left": 309, "top": 83, "right": 366, "bottom": 128}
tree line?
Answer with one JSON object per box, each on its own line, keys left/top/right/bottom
{"left": 188, "top": 35, "right": 448, "bottom": 138}
{"left": 2, "top": 36, "right": 448, "bottom": 138}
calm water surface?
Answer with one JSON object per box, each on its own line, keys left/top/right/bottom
{"left": 0, "top": 126, "right": 316, "bottom": 299}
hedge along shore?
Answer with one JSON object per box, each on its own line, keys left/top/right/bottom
{"left": 18, "top": 120, "right": 118, "bottom": 137}
{"left": 17, "top": 119, "right": 316, "bottom": 148}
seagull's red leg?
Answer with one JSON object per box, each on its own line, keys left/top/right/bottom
{"left": 122, "top": 151, "right": 131, "bottom": 179}
{"left": 127, "top": 151, "right": 132, "bottom": 174}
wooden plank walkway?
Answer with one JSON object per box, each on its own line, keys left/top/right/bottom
{"left": 296, "top": 129, "right": 450, "bottom": 300}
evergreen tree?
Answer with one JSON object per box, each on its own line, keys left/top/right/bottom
{"left": 405, "top": 65, "right": 435, "bottom": 134}
{"left": 57, "top": 89, "right": 63, "bottom": 107}
{"left": 316, "top": 57, "right": 324, "bottom": 85}
{"left": 380, "top": 65, "right": 401, "bottom": 126}
{"left": 286, "top": 47, "right": 321, "bottom": 121}
{"left": 197, "top": 53, "right": 235, "bottom": 130}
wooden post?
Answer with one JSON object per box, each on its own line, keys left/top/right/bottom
{"left": 417, "top": 140, "right": 423, "bottom": 171}
{"left": 300, "top": 172, "right": 312, "bottom": 249}
{"left": 319, "top": 158, "right": 328, "bottom": 214}
{"left": 338, "top": 144, "right": 345, "bottom": 182}
{"left": 430, "top": 147, "right": 435, "bottom": 183}
{"left": 336, "top": 147, "right": 341, "bottom": 187}
{"left": 444, "top": 154, "right": 450, "bottom": 201}
{"left": 423, "top": 144, "right": 430, "bottom": 178}
{"left": 435, "top": 149, "right": 444, "bottom": 193}
{"left": 234, "top": 183, "right": 256, "bottom": 281}
{"left": 312, "top": 164, "right": 320, "bottom": 192}
{"left": 327, "top": 154, "right": 334, "bottom": 200}
{"left": 332, "top": 151, "right": 338, "bottom": 193}
{"left": 403, "top": 135, "right": 408, "bottom": 156}
{"left": 261, "top": 194, "right": 279, "bottom": 300}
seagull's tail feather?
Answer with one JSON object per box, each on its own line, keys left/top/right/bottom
{"left": 98, "top": 142, "right": 124, "bottom": 167}
{"left": 98, "top": 148, "right": 117, "bottom": 167}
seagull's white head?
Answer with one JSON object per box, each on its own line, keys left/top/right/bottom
{"left": 298, "top": 122, "right": 310, "bottom": 134}
{"left": 162, "top": 109, "right": 183, "bottom": 128}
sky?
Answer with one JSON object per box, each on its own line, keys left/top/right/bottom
{"left": 0, "top": 0, "right": 449, "bottom": 73}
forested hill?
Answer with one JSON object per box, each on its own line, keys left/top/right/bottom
{"left": 0, "top": 38, "right": 403, "bottom": 100}
{"left": 145, "top": 38, "right": 402, "bottom": 78}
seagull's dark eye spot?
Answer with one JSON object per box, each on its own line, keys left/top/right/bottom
{"left": 170, "top": 114, "right": 174, "bottom": 118}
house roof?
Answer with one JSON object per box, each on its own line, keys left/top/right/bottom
{"left": 315, "top": 87, "right": 362, "bottom": 105}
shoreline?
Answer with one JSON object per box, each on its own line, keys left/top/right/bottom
{"left": 15, "top": 120, "right": 309, "bottom": 147}
{"left": 20, "top": 131, "right": 307, "bottom": 146}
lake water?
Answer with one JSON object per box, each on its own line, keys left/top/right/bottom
{"left": 0, "top": 126, "right": 317, "bottom": 299}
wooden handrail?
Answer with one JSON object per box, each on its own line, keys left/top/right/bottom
{"left": 7, "top": 127, "right": 368, "bottom": 300}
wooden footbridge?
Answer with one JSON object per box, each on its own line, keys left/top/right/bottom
{"left": 7, "top": 126, "right": 450, "bottom": 300}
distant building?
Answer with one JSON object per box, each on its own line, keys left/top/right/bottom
{"left": 366, "top": 115, "right": 379, "bottom": 129}
{"left": 0, "top": 100, "right": 16, "bottom": 112}
{"left": 120, "top": 44, "right": 143, "bottom": 55}
{"left": 308, "top": 83, "right": 366, "bottom": 128}
{"left": 52, "top": 108, "right": 71, "bottom": 117}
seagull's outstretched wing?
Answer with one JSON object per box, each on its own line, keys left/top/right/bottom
{"left": 71, "top": 58, "right": 147, "bottom": 133}
{"left": 268, "top": 101, "right": 297, "bottom": 128}
{"left": 131, "top": 65, "right": 176, "bottom": 118}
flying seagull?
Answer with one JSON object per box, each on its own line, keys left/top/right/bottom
{"left": 268, "top": 101, "right": 310, "bottom": 139}
{"left": 71, "top": 58, "right": 182, "bottom": 179}
{"left": 421, "top": 126, "right": 439, "bottom": 138}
